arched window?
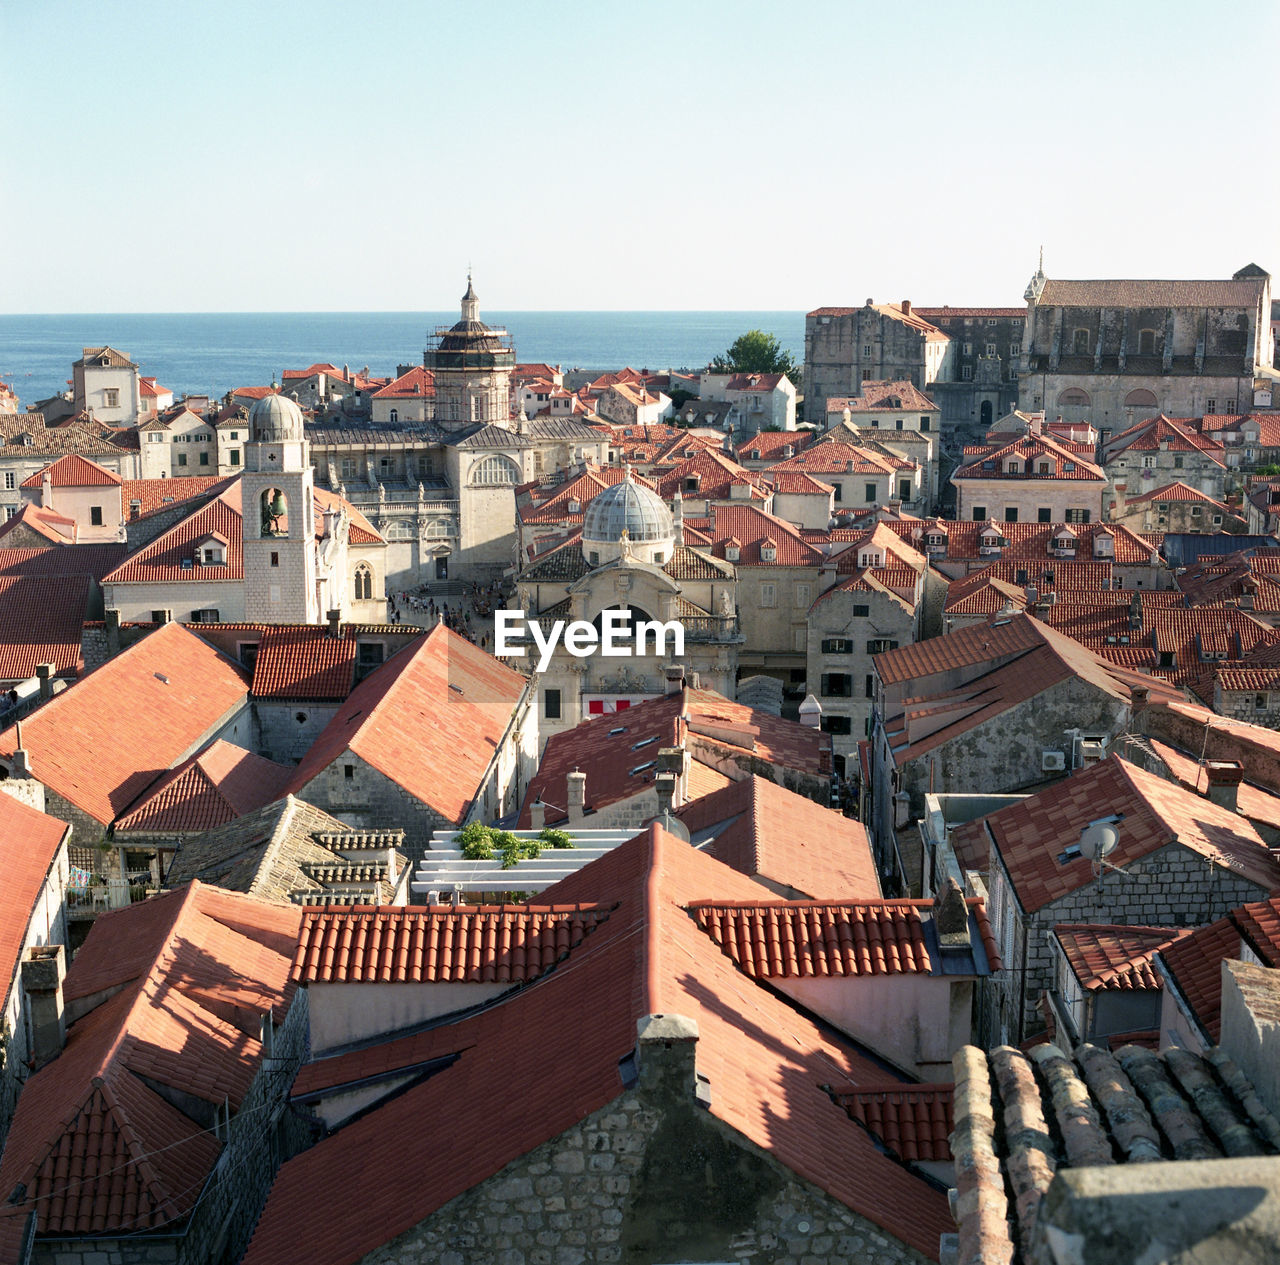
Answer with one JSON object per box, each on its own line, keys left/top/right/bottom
{"left": 259, "top": 487, "right": 289, "bottom": 537}
{"left": 1072, "top": 328, "right": 1091, "bottom": 355}
{"left": 471, "top": 455, "right": 520, "bottom": 486}
{"left": 1137, "top": 329, "right": 1156, "bottom": 355}
{"left": 1058, "top": 388, "right": 1091, "bottom": 407}
{"left": 384, "top": 519, "right": 416, "bottom": 541}
{"left": 1124, "top": 389, "right": 1158, "bottom": 408}
{"left": 425, "top": 519, "right": 452, "bottom": 538}
{"left": 353, "top": 563, "right": 373, "bottom": 601}
{"left": 389, "top": 408, "right": 398, "bottom": 424}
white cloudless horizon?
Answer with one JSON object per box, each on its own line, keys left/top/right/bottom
{"left": 4, "top": 0, "right": 1277, "bottom": 314}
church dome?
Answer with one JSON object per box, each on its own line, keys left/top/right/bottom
{"left": 582, "top": 472, "right": 674, "bottom": 549}
{"left": 249, "top": 392, "right": 305, "bottom": 443}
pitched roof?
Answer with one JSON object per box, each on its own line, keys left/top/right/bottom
{"left": 520, "top": 689, "right": 831, "bottom": 828}
{"left": 832, "top": 1084, "right": 954, "bottom": 1163}
{"left": 736, "top": 429, "right": 815, "bottom": 460}
{"left": 674, "top": 774, "right": 880, "bottom": 899}
{"left": 807, "top": 302, "right": 948, "bottom": 341}
{"left": 242, "top": 827, "right": 951, "bottom": 1265}
{"left": 120, "top": 475, "right": 229, "bottom": 519}
{"left": 965, "top": 756, "right": 1280, "bottom": 914}
{"left": 250, "top": 624, "right": 358, "bottom": 700}
{"left": 291, "top": 904, "right": 613, "bottom": 983}
{"left": 769, "top": 438, "right": 915, "bottom": 477}
{"left": 0, "top": 883, "right": 300, "bottom": 1256}
{"left": 953, "top": 432, "right": 1105, "bottom": 481}
{"left": 0, "top": 500, "right": 80, "bottom": 545}
{"left": 282, "top": 626, "right": 525, "bottom": 825}
{"left": 104, "top": 483, "right": 244, "bottom": 583}
{"left": 1053, "top": 923, "right": 1191, "bottom": 991}
{"left": 829, "top": 380, "right": 939, "bottom": 412}
{"left": 1038, "top": 276, "right": 1268, "bottom": 307}
{"left": 0, "top": 622, "right": 250, "bottom": 826}
{"left": 371, "top": 366, "right": 435, "bottom": 399}
{"left": 19, "top": 452, "right": 123, "bottom": 488}
{"left": 1124, "top": 479, "right": 1229, "bottom": 508}
{"left": 0, "top": 572, "right": 90, "bottom": 680}
{"left": 706, "top": 503, "right": 825, "bottom": 566}
{"left": 690, "top": 896, "right": 998, "bottom": 979}
{"left": 0, "top": 795, "right": 69, "bottom": 1004}
{"left": 113, "top": 740, "right": 292, "bottom": 835}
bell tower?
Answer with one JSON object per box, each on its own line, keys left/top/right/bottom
{"left": 242, "top": 392, "right": 320, "bottom": 623}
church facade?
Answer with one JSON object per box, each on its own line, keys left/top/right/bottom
{"left": 1018, "top": 262, "right": 1275, "bottom": 435}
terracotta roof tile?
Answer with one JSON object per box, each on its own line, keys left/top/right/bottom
{"left": 291, "top": 904, "right": 612, "bottom": 983}
{"left": 1053, "top": 923, "right": 1191, "bottom": 990}
{"left": 250, "top": 624, "right": 358, "bottom": 700}
{"left": 832, "top": 1083, "right": 954, "bottom": 1162}
{"left": 282, "top": 626, "right": 525, "bottom": 825}
{"left": 113, "top": 740, "right": 292, "bottom": 834}
{"left": 242, "top": 827, "right": 951, "bottom": 1265}
{"left": 19, "top": 453, "right": 123, "bottom": 488}
{"left": 120, "top": 475, "right": 229, "bottom": 520}
{"left": 0, "top": 572, "right": 90, "bottom": 680}
{"left": 706, "top": 504, "right": 825, "bottom": 566}
{"left": 0, "top": 796, "right": 68, "bottom": 1005}
{"left": 828, "top": 380, "right": 939, "bottom": 412}
{"left": 0, "top": 883, "right": 300, "bottom": 1250}
{"left": 0, "top": 622, "right": 250, "bottom": 825}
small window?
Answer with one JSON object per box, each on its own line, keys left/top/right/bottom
{"left": 357, "top": 643, "right": 383, "bottom": 667}
{"left": 199, "top": 451, "right": 209, "bottom": 466}
{"left": 177, "top": 453, "right": 187, "bottom": 467}
{"left": 1066, "top": 508, "right": 1091, "bottom": 524}
{"left": 1073, "top": 328, "right": 1090, "bottom": 355}
{"left": 1009, "top": 343, "right": 1020, "bottom": 356}
{"left": 866, "top": 638, "right": 898, "bottom": 654}
{"left": 1005, "top": 507, "right": 1018, "bottom": 522}
{"left": 1138, "top": 328, "right": 1156, "bottom": 355}
{"left": 962, "top": 366, "right": 973, "bottom": 380}
{"left": 920, "top": 417, "right": 930, "bottom": 432}
{"left": 760, "top": 583, "right": 777, "bottom": 607}
{"left": 1038, "top": 507, "right": 1052, "bottom": 523}
{"left": 90, "top": 506, "right": 103, "bottom": 526}
{"left": 986, "top": 343, "right": 997, "bottom": 356}
{"left": 899, "top": 480, "right": 912, "bottom": 500}
{"left": 861, "top": 369, "right": 872, "bottom": 381}
{"left": 971, "top": 506, "right": 987, "bottom": 521}
{"left": 229, "top": 450, "right": 240, "bottom": 466}
{"left": 865, "top": 674, "right": 875, "bottom": 698}
{"left": 270, "top": 551, "right": 279, "bottom": 567}
{"left": 852, "top": 604, "right": 870, "bottom": 617}
{"left": 820, "top": 716, "right": 853, "bottom": 735}
{"left": 344, "top": 764, "right": 355, "bottom": 780}
{"left": 821, "top": 673, "right": 853, "bottom": 697}
{"left": 103, "top": 388, "right": 120, "bottom": 408}
{"left": 864, "top": 482, "right": 877, "bottom": 503}
{"left": 822, "top": 638, "right": 854, "bottom": 654}
{"left": 1256, "top": 694, "right": 1268, "bottom": 711}
{"left": 544, "top": 689, "right": 561, "bottom": 719}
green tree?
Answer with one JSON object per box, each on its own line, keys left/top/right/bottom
{"left": 709, "top": 329, "right": 799, "bottom": 380}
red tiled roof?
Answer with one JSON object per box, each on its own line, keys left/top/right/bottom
{"left": 767, "top": 470, "right": 834, "bottom": 495}
{"left": 654, "top": 449, "right": 769, "bottom": 503}
{"left": 282, "top": 625, "right": 525, "bottom": 825}
{"left": 121, "top": 475, "right": 229, "bottom": 520}
{"left": 19, "top": 453, "right": 123, "bottom": 488}
{"left": 807, "top": 302, "right": 947, "bottom": 341}
{"left": 0, "top": 501, "right": 79, "bottom": 544}
{"left": 242, "top": 827, "right": 951, "bottom": 1265}
{"left": 706, "top": 503, "right": 825, "bottom": 566}
{"left": 291, "top": 904, "right": 613, "bottom": 983}
{"left": 832, "top": 1084, "right": 954, "bottom": 1163}
{"left": 914, "top": 306, "right": 1026, "bottom": 320}
{"left": 953, "top": 433, "right": 1104, "bottom": 481}
{"left": 1124, "top": 480, "right": 1227, "bottom": 507}
{"left": 828, "top": 380, "right": 939, "bottom": 412}
{"left": 283, "top": 363, "right": 345, "bottom": 380}
{"left": 0, "top": 883, "right": 300, "bottom": 1254}
{"left": 977, "top": 756, "right": 1280, "bottom": 914}
{"left": 1053, "top": 923, "right": 1190, "bottom": 990}
{"left": 769, "top": 438, "right": 914, "bottom": 477}
{"left": 0, "top": 572, "right": 90, "bottom": 680}
{"left": 1157, "top": 915, "right": 1240, "bottom": 1042}
{"left": 0, "top": 796, "right": 68, "bottom": 1003}
{"left": 250, "top": 624, "right": 358, "bottom": 700}
{"left": 113, "top": 740, "right": 292, "bottom": 834}
{"left": 520, "top": 689, "right": 831, "bottom": 828}
{"left": 371, "top": 367, "right": 435, "bottom": 399}
{"left": 232, "top": 385, "right": 276, "bottom": 401}
{"left": 0, "top": 622, "right": 251, "bottom": 825}
{"left": 674, "top": 775, "right": 879, "bottom": 899}
{"left": 736, "top": 429, "right": 816, "bottom": 460}
{"left": 105, "top": 484, "right": 244, "bottom": 583}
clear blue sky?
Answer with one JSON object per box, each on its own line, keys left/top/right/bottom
{"left": 4, "top": 0, "right": 1276, "bottom": 313}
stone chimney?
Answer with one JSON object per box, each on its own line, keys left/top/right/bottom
{"left": 1203, "top": 760, "right": 1244, "bottom": 812}
{"left": 654, "top": 771, "right": 676, "bottom": 818}
{"left": 105, "top": 607, "right": 122, "bottom": 655}
{"left": 41, "top": 469, "right": 53, "bottom": 509}
{"left": 566, "top": 769, "right": 586, "bottom": 824}
{"left": 934, "top": 877, "right": 971, "bottom": 949}
{"left": 636, "top": 1013, "right": 700, "bottom": 1103}
{"left": 797, "top": 693, "right": 822, "bottom": 729}
{"left": 10, "top": 719, "right": 30, "bottom": 780}
{"left": 529, "top": 799, "right": 546, "bottom": 830}
{"left": 35, "top": 663, "right": 54, "bottom": 700}
{"left": 901, "top": 299, "right": 912, "bottom": 316}
{"left": 664, "top": 664, "right": 685, "bottom": 695}
{"left": 327, "top": 608, "right": 342, "bottom": 638}
{"left": 21, "top": 944, "right": 66, "bottom": 1067}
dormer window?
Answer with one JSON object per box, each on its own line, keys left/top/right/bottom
{"left": 725, "top": 541, "right": 741, "bottom": 561}
{"left": 567, "top": 498, "right": 581, "bottom": 513}
{"left": 760, "top": 540, "right": 777, "bottom": 562}
{"left": 749, "top": 450, "right": 761, "bottom": 460}
{"left": 1037, "top": 461, "right": 1052, "bottom": 474}
{"left": 1005, "top": 460, "right": 1020, "bottom": 474}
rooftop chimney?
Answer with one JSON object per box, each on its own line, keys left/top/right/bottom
{"left": 1203, "top": 760, "right": 1244, "bottom": 813}
{"left": 35, "top": 663, "right": 54, "bottom": 700}
{"left": 529, "top": 799, "right": 546, "bottom": 830}
{"left": 797, "top": 693, "right": 822, "bottom": 728}
{"left": 10, "top": 719, "right": 30, "bottom": 780}
{"left": 934, "top": 877, "right": 971, "bottom": 949}
{"left": 636, "top": 1012, "right": 700, "bottom": 1102}
{"left": 901, "top": 299, "right": 912, "bottom": 316}
{"left": 665, "top": 665, "right": 686, "bottom": 695}
{"left": 327, "top": 609, "right": 341, "bottom": 638}
{"left": 654, "top": 771, "right": 676, "bottom": 818}
{"left": 21, "top": 945, "right": 66, "bottom": 1067}
{"left": 567, "top": 769, "right": 586, "bottom": 824}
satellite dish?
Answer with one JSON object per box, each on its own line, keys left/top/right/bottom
{"left": 1078, "top": 820, "right": 1119, "bottom": 863}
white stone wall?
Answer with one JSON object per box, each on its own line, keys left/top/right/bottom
{"left": 105, "top": 579, "right": 245, "bottom": 624}
{"left": 954, "top": 474, "right": 1105, "bottom": 524}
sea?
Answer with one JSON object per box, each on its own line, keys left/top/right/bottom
{"left": 0, "top": 312, "right": 805, "bottom": 410}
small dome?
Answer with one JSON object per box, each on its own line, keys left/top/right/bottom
{"left": 582, "top": 474, "right": 674, "bottom": 546}
{"left": 249, "top": 393, "right": 305, "bottom": 443}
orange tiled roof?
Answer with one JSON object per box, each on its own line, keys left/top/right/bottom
{"left": 241, "top": 827, "right": 951, "bottom": 1265}
{"left": 0, "top": 795, "right": 69, "bottom": 1003}
{"left": 371, "top": 366, "right": 435, "bottom": 399}
{"left": 113, "top": 740, "right": 292, "bottom": 834}
{"left": 769, "top": 438, "right": 915, "bottom": 477}
{"left": 0, "top": 501, "right": 79, "bottom": 545}
{"left": 807, "top": 302, "right": 947, "bottom": 341}
{"left": 0, "top": 622, "right": 250, "bottom": 826}
{"left": 121, "top": 475, "right": 231, "bottom": 520}
{"left": 0, "top": 883, "right": 300, "bottom": 1254}
{"left": 250, "top": 624, "right": 358, "bottom": 700}
{"left": 1053, "top": 923, "right": 1190, "bottom": 990}
{"left": 831, "top": 1084, "right": 954, "bottom": 1163}
{"left": 19, "top": 452, "right": 123, "bottom": 488}
{"left": 0, "top": 572, "right": 90, "bottom": 680}
{"left": 653, "top": 448, "right": 769, "bottom": 503}
{"left": 674, "top": 774, "right": 880, "bottom": 899}
{"left": 706, "top": 503, "right": 825, "bottom": 566}
{"left": 520, "top": 689, "right": 831, "bottom": 828}
{"left": 736, "top": 429, "right": 815, "bottom": 460}
{"left": 969, "top": 756, "right": 1280, "bottom": 914}
{"left": 1156, "top": 915, "right": 1241, "bottom": 1042}
{"left": 291, "top": 904, "right": 613, "bottom": 983}
{"left": 953, "top": 433, "right": 1104, "bottom": 481}
{"left": 282, "top": 626, "right": 525, "bottom": 825}
{"left": 105, "top": 484, "right": 245, "bottom": 583}
{"left": 829, "top": 380, "right": 939, "bottom": 412}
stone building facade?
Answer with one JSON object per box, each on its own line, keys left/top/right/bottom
{"left": 1019, "top": 262, "right": 1275, "bottom": 433}
{"left": 355, "top": 1016, "right": 929, "bottom": 1265}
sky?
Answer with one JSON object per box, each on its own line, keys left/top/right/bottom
{"left": 4, "top": 0, "right": 1277, "bottom": 313}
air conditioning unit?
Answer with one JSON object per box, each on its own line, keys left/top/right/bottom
{"left": 1041, "top": 750, "right": 1066, "bottom": 772}
{"left": 1054, "top": 547, "right": 1075, "bottom": 558}
{"left": 979, "top": 545, "right": 1001, "bottom": 555}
